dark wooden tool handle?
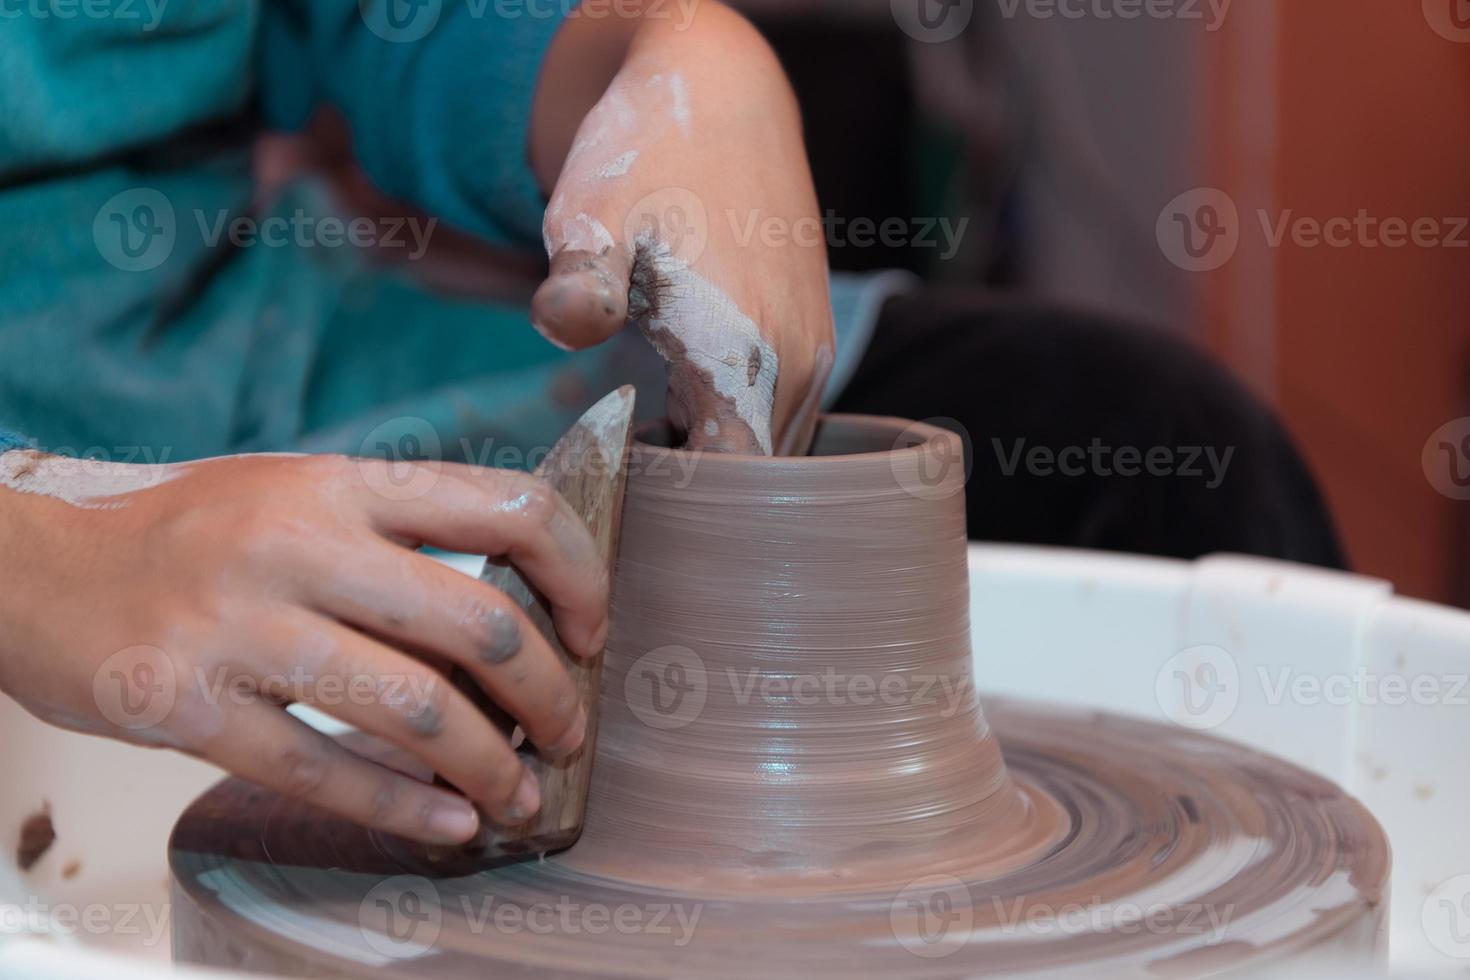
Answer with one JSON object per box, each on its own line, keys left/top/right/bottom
{"left": 440, "top": 387, "right": 635, "bottom": 865}
{"left": 468, "top": 568, "right": 603, "bottom": 856}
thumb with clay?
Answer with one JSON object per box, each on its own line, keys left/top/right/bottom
{"left": 528, "top": 3, "right": 834, "bottom": 457}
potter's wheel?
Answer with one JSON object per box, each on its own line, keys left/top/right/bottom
{"left": 168, "top": 697, "right": 1388, "bottom": 978}
{"left": 168, "top": 418, "right": 1389, "bottom": 976}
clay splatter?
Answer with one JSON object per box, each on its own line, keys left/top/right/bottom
{"left": 631, "top": 236, "right": 777, "bottom": 454}
{"left": 17, "top": 803, "right": 55, "bottom": 871}
{"left": 593, "top": 151, "right": 638, "bottom": 179}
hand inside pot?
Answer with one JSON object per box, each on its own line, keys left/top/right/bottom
{"left": 529, "top": 2, "right": 836, "bottom": 456}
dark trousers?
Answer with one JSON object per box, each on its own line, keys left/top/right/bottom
{"left": 833, "top": 289, "right": 1347, "bottom": 569}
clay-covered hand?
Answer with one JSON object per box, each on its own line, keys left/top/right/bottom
{"left": 0, "top": 452, "right": 609, "bottom": 845}
{"left": 529, "top": 3, "right": 835, "bottom": 456}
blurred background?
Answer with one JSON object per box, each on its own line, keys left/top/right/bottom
{"left": 32, "top": 0, "right": 1470, "bottom": 605}
{"left": 718, "top": 0, "right": 1470, "bottom": 609}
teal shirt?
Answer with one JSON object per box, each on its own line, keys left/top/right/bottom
{"left": 0, "top": 1, "right": 891, "bottom": 463}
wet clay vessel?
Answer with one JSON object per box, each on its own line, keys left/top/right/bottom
{"left": 169, "top": 416, "right": 1390, "bottom": 977}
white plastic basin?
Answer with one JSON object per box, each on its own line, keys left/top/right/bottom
{"left": 2, "top": 545, "right": 1467, "bottom": 977}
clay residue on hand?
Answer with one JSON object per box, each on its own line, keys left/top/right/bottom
{"left": 17, "top": 802, "right": 55, "bottom": 871}
{"left": 0, "top": 451, "right": 184, "bottom": 510}
{"left": 629, "top": 238, "right": 778, "bottom": 454}
{"left": 638, "top": 324, "right": 768, "bottom": 454}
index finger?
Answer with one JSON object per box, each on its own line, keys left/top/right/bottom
{"left": 354, "top": 461, "right": 610, "bottom": 660}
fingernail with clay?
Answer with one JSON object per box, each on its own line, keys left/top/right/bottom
{"left": 587, "top": 619, "right": 609, "bottom": 660}
{"left": 531, "top": 249, "right": 631, "bottom": 351}
{"left": 503, "top": 768, "right": 542, "bottom": 823}
{"left": 543, "top": 706, "right": 587, "bottom": 761}
{"left": 427, "top": 799, "right": 480, "bottom": 843}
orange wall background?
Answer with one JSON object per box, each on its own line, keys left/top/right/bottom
{"left": 1209, "top": 2, "right": 1470, "bottom": 605}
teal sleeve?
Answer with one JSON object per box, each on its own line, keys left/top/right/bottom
{"left": 257, "top": 0, "right": 575, "bottom": 246}
{"left": 0, "top": 429, "right": 29, "bottom": 454}
{"left": 0, "top": 0, "right": 255, "bottom": 180}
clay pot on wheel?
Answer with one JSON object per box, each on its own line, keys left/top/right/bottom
{"left": 572, "top": 415, "right": 1054, "bottom": 895}
{"left": 168, "top": 415, "right": 1389, "bottom": 979}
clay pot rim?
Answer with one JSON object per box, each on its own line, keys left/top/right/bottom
{"left": 633, "top": 414, "right": 956, "bottom": 466}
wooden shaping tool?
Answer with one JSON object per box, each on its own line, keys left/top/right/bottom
{"left": 444, "top": 386, "right": 636, "bottom": 864}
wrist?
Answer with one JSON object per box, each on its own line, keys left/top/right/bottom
{"left": 625, "top": 4, "right": 797, "bottom": 125}
{"left": 0, "top": 459, "right": 61, "bottom": 655}
{"left": 530, "top": 6, "right": 645, "bottom": 190}
{"left": 530, "top": 2, "right": 795, "bottom": 191}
